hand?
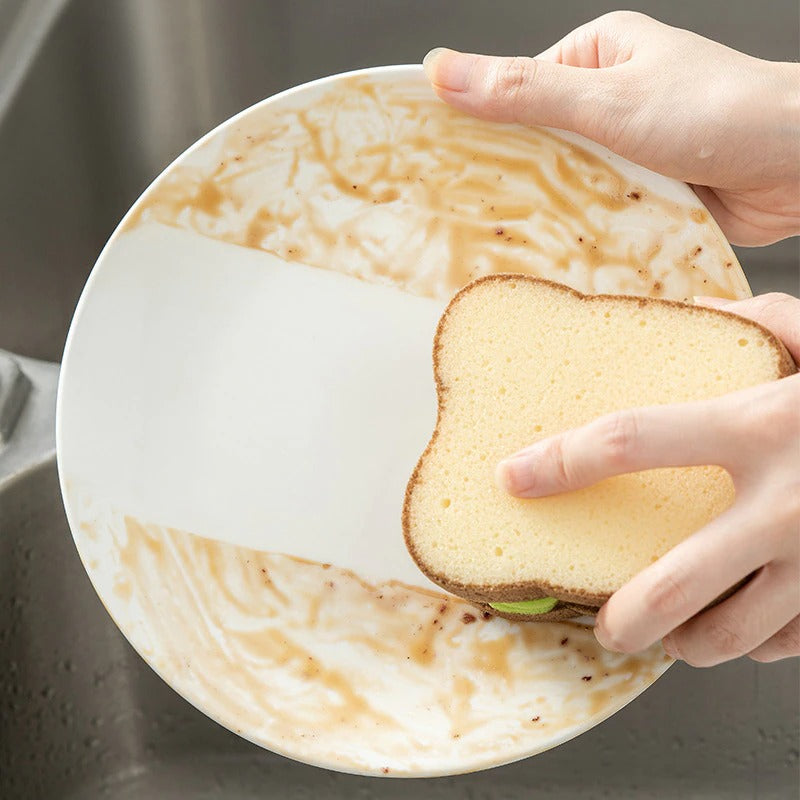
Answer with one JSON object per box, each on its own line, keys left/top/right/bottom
{"left": 495, "top": 293, "right": 800, "bottom": 666}
{"left": 423, "top": 12, "right": 800, "bottom": 246}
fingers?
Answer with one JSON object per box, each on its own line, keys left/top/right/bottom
{"left": 748, "top": 615, "right": 800, "bottom": 662}
{"left": 422, "top": 48, "right": 620, "bottom": 144}
{"left": 661, "top": 559, "right": 800, "bottom": 667}
{"left": 534, "top": 11, "right": 644, "bottom": 68}
{"left": 533, "top": 20, "right": 608, "bottom": 68}
{"left": 594, "top": 502, "right": 783, "bottom": 653}
{"left": 495, "top": 400, "right": 740, "bottom": 498}
{"left": 694, "top": 293, "right": 800, "bottom": 363}
{"left": 422, "top": 12, "right": 662, "bottom": 148}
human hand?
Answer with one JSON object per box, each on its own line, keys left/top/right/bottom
{"left": 495, "top": 292, "right": 800, "bottom": 666}
{"left": 423, "top": 12, "right": 800, "bottom": 246}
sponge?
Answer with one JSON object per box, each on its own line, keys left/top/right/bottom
{"left": 403, "top": 276, "right": 795, "bottom": 620}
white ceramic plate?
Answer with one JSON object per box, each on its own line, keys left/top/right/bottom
{"left": 57, "top": 66, "right": 751, "bottom": 777}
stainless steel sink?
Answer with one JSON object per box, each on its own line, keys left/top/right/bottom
{"left": 1, "top": 1, "right": 797, "bottom": 797}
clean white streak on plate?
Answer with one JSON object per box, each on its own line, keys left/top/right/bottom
{"left": 59, "top": 224, "right": 444, "bottom": 589}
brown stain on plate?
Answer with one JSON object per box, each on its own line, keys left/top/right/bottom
{"left": 470, "top": 632, "right": 515, "bottom": 677}
{"left": 76, "top": 513, "right": 671, "bottom": 772}
{"left": 122, "top": 75, "right": 745, "bottom": 303}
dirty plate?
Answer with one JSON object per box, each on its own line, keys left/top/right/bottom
{"left": 57, "top": 65, "right": 750, "bottom": 777}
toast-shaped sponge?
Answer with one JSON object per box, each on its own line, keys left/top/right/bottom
{"left": 403, "top": 276, "right": 795, "bottom": 620}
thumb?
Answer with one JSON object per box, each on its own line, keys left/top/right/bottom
{"left": 423, "top": 48, "right": 617, "bottom": 142}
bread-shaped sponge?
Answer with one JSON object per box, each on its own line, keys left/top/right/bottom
{"left": 403, "top": 276, "right": 795, "bottom": 621}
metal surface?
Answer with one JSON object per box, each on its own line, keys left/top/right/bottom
{"left": 0, "top": 0, "right": 798, "bottom": 796}
{"left": 0, "top": 352, "right": 30, "bottom": 446}
{"left": 0, "top": 351, "right": 57, "bottom": 480}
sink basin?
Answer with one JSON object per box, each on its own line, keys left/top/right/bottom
{"left": 0, "top": 1, "right": 797, "bottom": 797}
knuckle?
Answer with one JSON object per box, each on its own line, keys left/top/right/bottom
{"left": 600, "top": 411, "right": 639, "bottom": 470}
{"left": 544, "top": 435, "right": 575, "bottom": 491}
{"left": 749, "top": 649, "right": 777, "bottom": 664}
{"left": 490, "top": 56, "right": 533, "bottom": 116}
{"left": 762, "top": 384, "right": 800, "bottom": 432}
{"left": 765, "top": 621, "right": 800, "bottom": 659}
{"left": 600, "top": 9, "right": 649, "bottom": 26}
{"left": 594, "top": 10, "right": 654, "bottom": 39}
{"left": 702, "top": 614, "right": 750, "bottom": 661}
{"left": 720, "top": 389, "right": 756, "bottom": 431}
{"left": 735, "top": 381, "right": 800, "bottom": 463}
{"left": 643, "top": 569, "right": 690, "bottom": 619}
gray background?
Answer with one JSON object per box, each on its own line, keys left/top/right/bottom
{"left": 0, "top": 1, "right": 798, "bottom": 799}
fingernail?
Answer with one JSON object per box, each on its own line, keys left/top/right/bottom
{"left": 423, "top": 47, "right": 446, "bottom": 71}
{"left": 495, "top": 455, "right": 535, "bottom": 495}
{"left": 593, "top": 623, "right": 620, "bottom": 653}
{"left": 693, "top": 295, "right": 731, "bottom": 308}
{"left": 661, "top": 635, "right": 677, "bottom": 659}
{"left": 423, "top": 48, "right": 476, "bottom": 92}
